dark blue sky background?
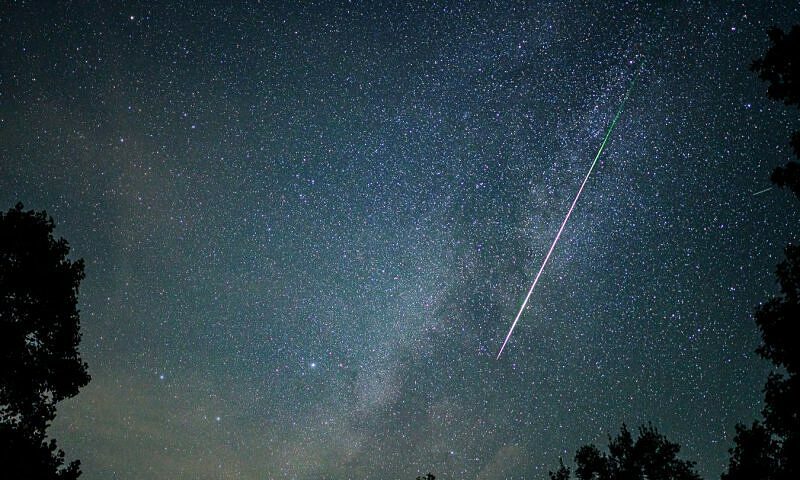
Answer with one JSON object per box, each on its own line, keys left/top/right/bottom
{"left": 2, "top": 1, "right": 799, "bottom": 478}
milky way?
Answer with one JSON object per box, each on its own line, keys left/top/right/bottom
{"left": 498, "top": 65, "right": 640, "bottom": 360}
{"left": 2, "top": 2, "right": 800, "bottom": 479}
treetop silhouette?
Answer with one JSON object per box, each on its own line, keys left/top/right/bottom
{"left": 1, "top": 203, "right": 90, "bottom": 479}
{"left": 752, "top": 25, "right": 800, "bottom": 197}
{"left": 549, "top": 424, "right": 701, "bottom": 480}
{"left": 723, "top": 23, "right": 800, "bottom": 480}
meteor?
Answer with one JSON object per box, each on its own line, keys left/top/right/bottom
{"left": 752, "top": 187, "right": 772, "bottom": 196}
{"left": 496, "top": 69, "right": 642, "bottom": 360}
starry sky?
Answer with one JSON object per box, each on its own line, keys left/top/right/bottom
{"left": 2, "top": 1, "right": 800, "bottom": 479}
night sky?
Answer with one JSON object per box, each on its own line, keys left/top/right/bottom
{"left": 2, "top": 1, "right": 800, "bottom": 479}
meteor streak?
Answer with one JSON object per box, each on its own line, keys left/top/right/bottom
{"left": 752, "top": 187, "right": 772, "bottom": 196}
{"left": 496, "top": 69, "right": 642, "bottom": 360}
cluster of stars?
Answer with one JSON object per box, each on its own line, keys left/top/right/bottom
{"left": 2, "top": 1, "right": 799, "bottom": 479}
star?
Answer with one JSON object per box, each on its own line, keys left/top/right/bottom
{"left": 4, "top": 3, "right": 794, "bottom": 479}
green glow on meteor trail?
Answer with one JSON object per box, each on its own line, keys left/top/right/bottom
{"left": 497, "top": 64, "right": 644, "bottom": 360}
{"left": 592, "top": 73, "right": 640, "bottom": 172}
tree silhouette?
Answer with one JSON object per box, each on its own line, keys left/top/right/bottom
{"left": 722, "top": 422, "right": 777, "bottom": 480}
{"left": 722, "top": 24, "right": 800, "bottom": 480}
{"left": 1, "top": 203, "right": 90, "bottom": 479}
{"left": 751, "top": 25, "right": 800, "bottom": 197}
{"left": 549, "top": 458, "right": 571, "bottom": 480}
{"left": 549, "top": 424, "right": 702, "bottom": 480}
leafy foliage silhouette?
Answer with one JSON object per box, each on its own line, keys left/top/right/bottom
{"left": 548, "top": 424, "right": 701, "bottom": 480}
{"left": 752, "top": 25, "right": 800, "bottom": 197}
{"left": 0, "top": 203, "right": 90, "bottom": 479}
{"left": 723, "top": 24, "right": 800, "bottom": 480}
{"left": 549, "top": 458, "right": 571, "bottom": 480}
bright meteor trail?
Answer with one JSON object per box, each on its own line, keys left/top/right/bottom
{"left": 497, "top": 69, "right": 642, "bottom": 360}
